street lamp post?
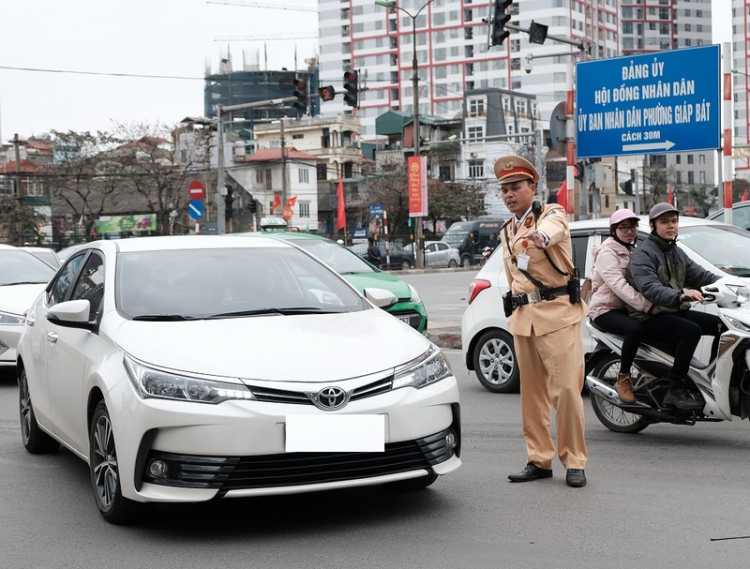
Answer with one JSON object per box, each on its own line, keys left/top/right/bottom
{"left": 376, "top": 0, "right": 435, "bottom": 269}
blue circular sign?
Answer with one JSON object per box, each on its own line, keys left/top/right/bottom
{"left": 188, "top": 199, "right": 204, "bottom": 220}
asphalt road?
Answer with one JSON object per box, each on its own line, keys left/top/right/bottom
{"left": 2, "top": 354, "right": 750, "bottom": 569}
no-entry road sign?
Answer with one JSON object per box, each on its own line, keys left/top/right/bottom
{"left": 576, "top": 45, "right": 720, "bottom": 159}
{"left": 188, "top": 180, "right": 206, "bottom": 201}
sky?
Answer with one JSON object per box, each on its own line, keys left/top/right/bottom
{"left": 0, "top": 0, "right": 733, "bottom": 141}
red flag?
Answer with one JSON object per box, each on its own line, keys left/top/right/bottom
{"left": 286, "top": 196, "right": 297, "bottom": 208}
{"left": 271, "top": 194, "right": 281, "bottom": 213}
{"left": 336, "top": 176, "right": 346, "bottom": 231}
{"left": 667, "top": 185, "right": 674, "bottom": 205}
{"left": 743, "top": 188, "right": 749, "bottom": 202}
{"left": 556, "top": 180, "right": 569, "bottom": 213}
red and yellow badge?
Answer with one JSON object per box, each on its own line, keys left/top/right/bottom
{"left": 523, "top": 217, "right": 533, "bottom": 228}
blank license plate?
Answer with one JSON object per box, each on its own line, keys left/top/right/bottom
{"left": 286, "top": 415, "right": 385, "bottom": 453}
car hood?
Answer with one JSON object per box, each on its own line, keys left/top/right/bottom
{"left": 113, "top": 308, "right": 431, "bottom": 382}
{"left": 0, "top": 284, "right": 46, "bottom": 315}
{"left": 341, "top": 272, "right": 412, "bottom": 300}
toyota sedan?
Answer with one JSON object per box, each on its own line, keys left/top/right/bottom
{"left": 16, "top": 236, "right": 461, "bottom": 523}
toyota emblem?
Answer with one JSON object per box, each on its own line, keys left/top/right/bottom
{"left": 312, "top": 386, "right": 349, "bottom": 410}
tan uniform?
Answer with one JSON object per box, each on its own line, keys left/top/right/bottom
{"left": 502, "top": 203, "right": 589, "bottom": 470}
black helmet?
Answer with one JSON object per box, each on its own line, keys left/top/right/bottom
{"left": 648, "top": 202, "right": 679, "bottom": 221}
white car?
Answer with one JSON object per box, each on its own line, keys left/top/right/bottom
{"left": 17, "top": 236, "right": 461, "bottom": 523}
{"left": 462, "top": 216, "right": 750, "bottom": 393}
{"left": 404, "top": 241, "right": 461, "bottom": 268}
{"left": 0, "top": 246, "right": 56, "bottom": 368}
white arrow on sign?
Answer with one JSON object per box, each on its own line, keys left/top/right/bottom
{"left": 622, "top": 140, "right": 675, "bottom": 153}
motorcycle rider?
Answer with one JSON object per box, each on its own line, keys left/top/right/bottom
{"left": 627, "top": 202, "right": 723, "bottom": 410}
{"left": 588, "top": 209, "right": 654, "bottom": 404}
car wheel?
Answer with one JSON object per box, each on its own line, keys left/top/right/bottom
{"left": 590, "top": 354, "right": 650, "bottom": 434}
{"left": 386, "top": 472, "right": 438, "bottom": 490}
{"left": 472, "top": 329, "right": 520, "bottom": 393}
{"left": 460, "top": 254, "right": 471, "bottom": 267}
{"left": 89, "top": 401, "right": 142, "bottom": 524}
{"left": 448, "top": 259, "right": 458, "bottom": 268}
{"left": 18, "top": 368, "right": 60, "bottom": 454}
{"left": 401, "top": 260, "right": 412, "bottom": 270}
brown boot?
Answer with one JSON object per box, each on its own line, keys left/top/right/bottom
{"left": 616, "top": 372, "right": 636, "bottom": 404}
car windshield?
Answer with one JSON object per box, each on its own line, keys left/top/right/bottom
{"left": 0, "top": 250, "right": 56, "bottom": 286}
{"left": 292, "top": 239, "right": 375, "bottom": 275}
{"left": 116, "top": 246, "right": 368, "bottom": 320}
{"left": 679, "top": 225, "right": 750, "bottom": 277}
{"left": 441, "top": 231, "right": 468, "bottom": 245}
{"left": 710, "top": 206, "right": 750, "bottom": 229}
{"left": 25, "top": 249, "right": 60, "bottom": 268}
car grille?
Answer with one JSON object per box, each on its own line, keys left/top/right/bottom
{"left": 389, "top": 310, "right": 423, "bottom": 330}
{"left": 249, "top": 375, "right": 393, "bottom": 405}
{"left": 141, "top": 427, "right": 457, "bottom": 490}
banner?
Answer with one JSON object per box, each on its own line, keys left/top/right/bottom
{"left": 96, "top": 214, "right": 157, "bottom": 234}
{"left": 408, "top": 156, "right": 428, "bottom": 217}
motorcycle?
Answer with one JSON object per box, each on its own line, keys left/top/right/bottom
{"left": 479, "top": 246, "right": 494, "bottom": 267}
{"left": 585, "top": 279, "right": 750, "bottom": 433}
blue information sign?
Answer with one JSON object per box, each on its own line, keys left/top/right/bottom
{"left": 369, "top": 205, "right": 384, "bottom": 216}
{"left": 576, "top": 45, "right": 720, "bottom": 159}
{"left": 188, "top": 199, "right": 204, "bottom": 220}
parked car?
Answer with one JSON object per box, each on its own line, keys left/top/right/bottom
{"left": 405, "top": 241, "right": 461, "bottom": 268}
{"left": 0, "top": 246, "right": 56, "bottom": 369}
{"left": 462, "top": 216, "right": 750, "bottom": 393}
{"left": 236, "top": 232, "right": 428, "bottom": 333}
{"left": 440, "top": 217, "right": 505, "bottom": 266}
{"left": 21, "top": 246, "right": 61, "bottom": 269}
{"left": 16, "top": 236, "right": 461, "bottom": 523}
{"left": 349, "top": 241, "right": 415, "bottom": 270}
{"left": 707, "top": 201, "right": 750, "bottom": 230}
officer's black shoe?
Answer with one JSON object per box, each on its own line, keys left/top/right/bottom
{"left": 566, "top": 469, "right": 587, "bottom": 488}
{"left": 663, "top": 387, "right": 703, "bottom": 410}
{"left": 508, "top": 463, "right": 553, "bottom": 482}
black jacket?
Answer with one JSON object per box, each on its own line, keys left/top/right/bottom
{"left": 627, "top": 233, "right": 719, "bottom": 320}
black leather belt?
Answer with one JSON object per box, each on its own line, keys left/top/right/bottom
{"left": 511, "top": 285, "right": 569, "bottom": 309}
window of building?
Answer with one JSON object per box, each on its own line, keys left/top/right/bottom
{"left": 299, "top": 202, "right": 310, "bottom": 218}
{"left": 687, "top": 155, "right": 694, "bottom": 164}
{"left": 316, "top": 163, "right": 327, "bottom": 180}
{"left": 468, "top": 160, "right": 484, "bottom": 178}
{"left": 699, "top": 172, "right": 706, "bottom": 184}
{"left": 688, "top": 171, "right": 694, "bottom": 184}
{"left": 468, "top": 98, "right": 485, "bottom": 116}
{"left": 676, "top": 172, "right": 682, "bottom": 183}
{"left": 299, "top": 169, "right": 309, "bottom": 183}
{"left": 699, "top": 155, "right": 705, "bottom": 165}
{"left": 468, "top": 126, "right": 483, "bottom": 140}
{"left": 292, "top": 134, "right": 303, "bottom": 140}
{"left": 22, "top": 179, "right": 45, "bottom": 197}
{"left": 439, "top": 164, "right": 452, "bottom": 181}
{"left": 676, "top": 155, "right": 681, "bottom": 164}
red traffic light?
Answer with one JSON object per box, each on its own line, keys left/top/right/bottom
{"left": 318, "top": 85, "right": 336, "bottom": 102}
{"left": 293, "top": 79, "right": 306, "bottom": 90}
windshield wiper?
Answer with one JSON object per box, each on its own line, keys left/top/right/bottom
{"left": 207, "top": 307, "right": 343, "bottom": 319}
{"left": 131, "top": 314, "right": 196, "bottom": 321}
{"left": 0, "top": 281, "right": 47, "bottom": 286}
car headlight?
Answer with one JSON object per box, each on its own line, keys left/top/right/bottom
{"left": 0, "top": 310, "right": 24, "bottom": 326}
{"left": 408, "top": 283, "right": 421, "bottom": 303}
{"left": 124, "top": 356, "right": 255, "bottom": 404}
{"left": 727, "top": 284, "right": 750, "bottom": 305}
{"left": 392, "top": 346, "right": 453, "bottom": 390}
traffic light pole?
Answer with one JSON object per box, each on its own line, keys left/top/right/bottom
{"left": 411, "top": 11, "right": 425, "bottom": 270}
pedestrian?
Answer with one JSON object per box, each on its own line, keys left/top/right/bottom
{"left": 496, "top": 155, "right": 589, "bottom": 488}
{"left": 366, "top": 237, "right": 381, "bottom": 268}
{"left": 627, "top": 202, "right": 723, "bottom": 410}
{"left": 588, "top": 209, "right": 654, "bottom": 404}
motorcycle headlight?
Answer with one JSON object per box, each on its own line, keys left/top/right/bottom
{"left": 0, "top": 310, "right": 24, "bottom": 326}
{"left": 725, "top": 316, "right": 750, "bottom": 332}
{"left": 727, "top": 284, "right": 750, "bottom": 305}
{"left": 408, "top": 284, "right": 421, "bottom": 303}
{"left": 393, "top": 346, "right": 453, "bottom": 390}
{"left": 124, "top": 356, "right": 255, "bottom": 404}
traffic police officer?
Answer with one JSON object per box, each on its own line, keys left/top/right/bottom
{"left": 496, "top": 155, "right": 589, "bottom": 488}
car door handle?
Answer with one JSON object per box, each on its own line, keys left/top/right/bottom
{"left": 26, "top": 315, "right": 35, "bottom": 327}
{"left": 47, "top": 332, "right": 58, "bottom": 344}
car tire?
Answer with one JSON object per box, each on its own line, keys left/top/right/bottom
{"left": 386, "top": 472, "right": 438, "bottom": 490}
{"left": 89, "top": 401, "right": 143, "bottom": 524}
{"left": 18, "top": 368, "right": 60, "bottom": 454}
{"left": 401, "top": 260, "right": 412, "bottom": 270}
{"left": 448, "top": 259, "right": 458, "bottom": 268}
{"left": 590, "top": 354, "right": 650, "bottom": 434}
{"left": 460, "top": 254, "right": 471, "bottom": 267}
{"left": 472, "top": 329, "right": 520, "bottom": 393}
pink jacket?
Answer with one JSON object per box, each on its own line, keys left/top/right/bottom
{"left": 588, "top": 237, "right": 652, "bottom": 321}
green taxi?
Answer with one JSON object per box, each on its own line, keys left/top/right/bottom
{"left": 236, "top": 232, "right": 428, "bottom": 334}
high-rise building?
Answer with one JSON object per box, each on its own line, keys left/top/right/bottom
{"left": 732, "top": 0, "right": 750, "bottom": 179}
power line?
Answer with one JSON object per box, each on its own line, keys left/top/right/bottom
{"left": 207, "top": 1, "right": 316, "bottom": 11}
{"left": 0, "top": 65, "right": 203, "bottom": 81}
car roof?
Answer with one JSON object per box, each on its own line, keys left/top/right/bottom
{"left": 100, "top": 235, "right": 291, "bottom": 253}
{"left": 235, "top": 231, "right": 330, "bottom": 242}
{"left": 569, "top": 215, "right": 727, "bottom": 231}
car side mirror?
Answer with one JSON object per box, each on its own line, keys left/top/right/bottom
{"left": 364, "top": 287, "right": 398, "bottom": 309}
{"left": 46, "top": 299, "right": 96, "bottom": 331}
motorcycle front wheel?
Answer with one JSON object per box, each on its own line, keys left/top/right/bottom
{"left": 590, "top": 353, "right": 651, "bottom": 434}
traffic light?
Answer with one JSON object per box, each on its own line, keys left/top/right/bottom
{"left": 292, "top": 78, "right": 308, "bottom": 115}
{"left": 343, "top": 71, "right": 359, "bottom": 108}
{"left": 248, "top": 198, "right": 258, "bottom": 214}
{"left": 224, "top": 186, "right": 234, "bottom": 219}
{"left": 490, "top": 0, "right": 512, "bottom": 47}
{"left": 574, "top": 161, "right": 585, "bottom": 182}
{"left": 319, "top": 85, "right": 336, "bottom": 102}
{"left": 619, "top": 179, "right": 634, "bottom": 195}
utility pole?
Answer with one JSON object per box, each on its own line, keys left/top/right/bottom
{"left": 280, "top": 117, "right": 287, "bottom": 222}
{"left": 12, "top": 133, "right": 21, "bottom": 202}
{"left": 216, "top": 107, "right": 226, "bottom": 234}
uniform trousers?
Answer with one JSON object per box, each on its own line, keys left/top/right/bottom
{"left": 514, "top": 323, "right": 587, "bottom": 470}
